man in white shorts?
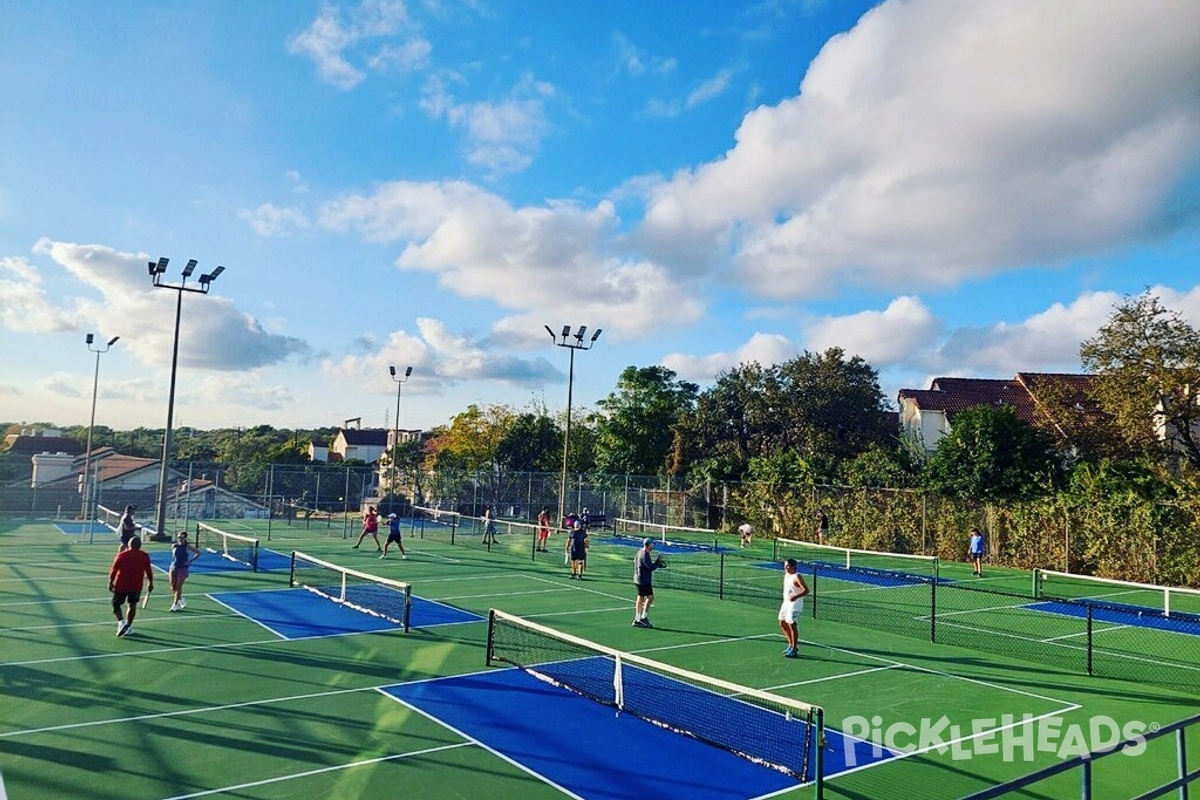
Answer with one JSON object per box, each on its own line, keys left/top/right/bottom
{"left": 779, "top": 558, "right": 809, "bottom": 658}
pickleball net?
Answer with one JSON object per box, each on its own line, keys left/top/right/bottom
{"left": 774, "top": 538, "right": 939, "bottom": 585}
{"left": 290, "top": 550, "right": 411, "bottom": 632}
{"left": 196, "top": 522, "right": 260, "bottom": 571}
{"left": 1034, "top": 568, "right": 1200, "bottom": 618}
{"left": 485, "top": 609, "right": 824, "bottom": 786}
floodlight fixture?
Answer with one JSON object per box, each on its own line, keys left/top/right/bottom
{"left": 82, "top": 332, "right": 119, "bottom": 518}
{"left": 148, "top": 255, "right": 230, "bottom": 540}
{"left": 388, "top": 364, "right": 415, "bottom": 508}
{"left": 545, "top": 321, "right": 603, "bottom": 522}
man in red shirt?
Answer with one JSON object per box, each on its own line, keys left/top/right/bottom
{"left": 109, "top": 535, "right": 154, "bottom": 637}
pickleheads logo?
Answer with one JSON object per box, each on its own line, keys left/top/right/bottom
{"left": 840, "top": 714, "right": 1152, "bottom": 765}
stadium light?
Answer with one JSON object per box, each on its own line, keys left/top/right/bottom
{"left": 546, "top": 324, "right": 602, "bottom": 524}
{"left": 388, "top": 364, "right": 414, "bottom": 511}
{"left": 81, "top": 333, "right": 120, "bottom": 519}
{"left": 149, "top": 257, "right": 227, "bottom": 541}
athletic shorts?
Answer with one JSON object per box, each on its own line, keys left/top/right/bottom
{"left": 778, "top": 599, "right": 803, "bottom": 624}
{"left": 112, "top": 590, "right": 141, "bottom": 607}
{"left": 570, "top": 548, "right": 587, "bottom": 561}
{"left": 169, "top": 566, "right": 189, "bottom": 579}
{"left": 387, "top": 532, "right": 403, "bottom": 544}
{"left": 635, "top": 583, "right": 654, "bottom": 597}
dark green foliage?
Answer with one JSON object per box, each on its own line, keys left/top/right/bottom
{"left": 925, "top": 404, "right": 1062, "bottom": 500}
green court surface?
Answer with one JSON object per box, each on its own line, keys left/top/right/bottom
{"left": 1, "top": 518, "right": 1198, "bottom": 800}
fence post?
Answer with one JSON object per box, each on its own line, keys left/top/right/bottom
{"left": 930, "top": 572, "right": 937, "bottom": 643}
{"left": 1086, "top": 604, "right": 1094, "bottom": 677}
{"left": 811, "top": 563, "right": 818, "bottom": 619}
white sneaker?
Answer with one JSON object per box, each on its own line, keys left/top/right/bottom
{"left": 169, "top": 602, "right": 180, "bottom": 612}
{"left": 117, "top": 621, "right": 131, "bottom": 637}
{"left": 379, "top": 554, "right": 387, "bottom": 560}
{"left": 179, "top": 597, "right": 186, "bottom": 609}
{"left": 401, "top": 554, "right": 407, "bottom": 560}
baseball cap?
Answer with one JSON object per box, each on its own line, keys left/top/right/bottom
{"left": 388, "top": 513, "right": 397, "bottom": 519}
{"left": 643, "top": 538, "right": 652, "bottom": 546}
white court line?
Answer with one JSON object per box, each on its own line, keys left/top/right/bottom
{"left": 933, "top": 617, "right": 1200, "bottom": 673}
{"left": 0, "top": 595, "right": 121, "bottom": 608}
{"left": 1041, "top": 624, "right": 1131, "bottom": 643}
{"left": 207, "top": 594, "right": 290, "bottom": 640}
{"left": 438, "top": 587, "right": 574, "bottom": 602}
{"left": 915, "top": 600, "right": 1037, "bottom": 621}
{"left": 378, "top": 688, "right": 587, "bottom": 800}
{"left": 1, "top": 684, "right": 382, "bottom": 738}
{"left": 3, "top": 611, "right": 229, "bottom": 634}
{"left": 159, "top": 742, "right": 474, "bottom": 800}
{"left": 764, "top": 664, "right": 902, "bottom": 690}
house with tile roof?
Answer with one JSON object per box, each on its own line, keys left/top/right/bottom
{"left": 898, "top": 373, "right": 1096, "bottom": 454}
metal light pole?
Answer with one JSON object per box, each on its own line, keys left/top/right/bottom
{"left": 546, "top": 324, "right": 602, "bottom": 524}
{"left": 81, "top": 333, "right": 120, "bottom": 518}
{"left": 388, "top": 365, "right": 413, "bottom": 512}
{"left": 149, "top": 257, "right": 225, "bottom": 541}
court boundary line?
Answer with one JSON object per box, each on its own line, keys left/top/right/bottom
{"left": 379, "top": 686, "right": 588, "bottom": 800}
{"left": 932, "top": 616, "right": 1200, "bottom": 673}
{"left": 158, "top": 742, "right": 474, "bottom": 800}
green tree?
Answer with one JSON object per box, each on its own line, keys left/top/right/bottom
{"left": 673, "top": 349, "right": 891, "bottom": 479}
{"left": 1080, "top": 291, "right": 1200, "bottom": 469}
{"left": 594, "top": 366, "right": 698, "bottom": 476}
{"left": 925, "top": 404, "right": 1062, "bottom": 500}
{"left": 496, "top": 411, "right": 561, "bottom": 472}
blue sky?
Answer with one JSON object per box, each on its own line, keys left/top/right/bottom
{"left": 2, "top": 0, "right": 1198, "bottom": 435}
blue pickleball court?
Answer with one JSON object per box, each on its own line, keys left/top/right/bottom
{"left": 209, "top": 587, "right": 482, "bottom": 639}
{"left": 382, "top": 665, "right": 893, "bottom": 800}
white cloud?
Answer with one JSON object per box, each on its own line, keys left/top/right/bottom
{"left": 0, "top": 256, "right": 78, "bottom": 333}
{"left": 646, "top": 69, "right": 734, "bottom": 118}
{"left": 288, "top": 0, "right": 420, "bottom": 90}
{"left": 320, "top": 181, "right": 705, "bottom": 338}
{"left": 662, "top": 332, "right": 797, "bottom": 382}
{"left": 803, "top": 295, "right": 942, "bottom": 366}
{"left": 21, "top": 240, "right": 311, "bottom": 371}
{"left": 637, "top": 0, "right": 1200, "bottom": 298}
{"left": 238, "top": 204, "right": 312, "bottom": 237}
{"left": 321, "top": 318, "right": 557, "bottom": 391}
{"left": 420, "top": 73, "right": 556, "bottom": 176}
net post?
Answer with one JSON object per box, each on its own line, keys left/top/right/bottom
{"left": 288, "top": 550, "right": 297, "bottom": 588}
{"left": 930, "top": 570, "right": 937, "bottom": 643}
{"left": 1032, "top": 568, "right": 1041, "bottom": 599}
{"left": 402, "top": 584, "right": 412, "bottom": 633}
{"left": 812, "top": 706, "right": 825, "bottom": 800}
{"left": 773, "top": 538, "right": 779, "bottom": 561}
{"left": 719, "top": 553, "right": 725, "bottom": 600}
{"left": 485, "top": 609, "right": 497, "bottom": 666}
{"left": 251, "top": 538, "right": 260, "bottom": 573}
{"left": 1165, "top": 588, "right": 1171, "bottom": 618}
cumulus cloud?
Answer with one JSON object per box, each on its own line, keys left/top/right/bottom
{"left": 22, "top": 240, "right": 312, "bottom": 371}
{"left": 0, "top": 256, "right": 78, "bottom": 333}
{"left": 322, "top": 317, "right": 559, "bottom": 391}
{"left": 803, "top": 295, "right": 942, "bottom": 366}
{"left": 637, "top": 0, "right": 1200, "bottom": 298}
{"left": 662, "top": 331, "right": 797, "bottom": 382}
{"left": 320, "top": 181, "right": 705, "bottom": 337}
{"left": 287, "top": 0, "right": 420, "bottom": 90}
